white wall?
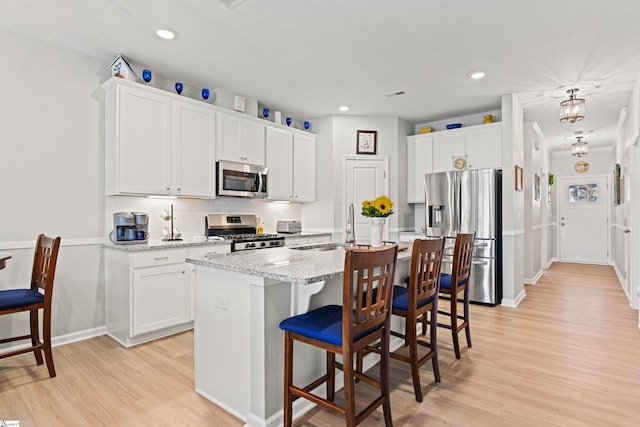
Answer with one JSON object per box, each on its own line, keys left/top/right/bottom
{"left": 501, "top": 94, "right": 526, "bottom": 307}
{"left": 523, "top": 122, "right": 544, "bottom": 282}
{"left": 0, "top": 28, "right": 107, "bottom": 345}
{"left": 303, "top": 115, "right": 412, "bottom": 243}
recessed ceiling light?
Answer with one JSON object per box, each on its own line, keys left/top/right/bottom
{"left": 155, "top": 28, "right": 176, "bottom": 40}
{"left": 470, "top": 71, "right": 486, "bottom": 80}
{"left": 338, "top": 105, "right": 350, "bottom": 112}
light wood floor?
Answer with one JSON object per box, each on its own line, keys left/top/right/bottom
{"left": 1, "top": 263, "right": 639, "bottom": 426}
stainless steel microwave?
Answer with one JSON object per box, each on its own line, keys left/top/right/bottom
{"left": 216, "top": 161, "right": 268, "bottom": 198}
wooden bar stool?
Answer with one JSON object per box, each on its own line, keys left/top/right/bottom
{"left": 0, "top": 234, "right": 61, "bottom": 377}
{"left": 279, "top": 245, "right": 398, "bottom": 427}
{"left": 438, "top": 232, "right": 474, "bottom": 359}
{"left": 361, "top": 237, "right": 445, "bottom": 402}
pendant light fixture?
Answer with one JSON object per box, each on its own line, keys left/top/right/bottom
{"left": 559, "top": 88, "right": 585, "bottom": 123}
{"left": 571, "top": 136, "right": 588, "bottom": 157}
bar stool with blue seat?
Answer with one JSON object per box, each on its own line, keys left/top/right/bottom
{"left": 279, "top": 244, "right": 398, "bottom": 427}
{"left": 438, "top": 232, "right": 474, "bottom": 359}
{"left": 360, "top": 237, "right": 445, "bottom": 402}
{"left": 0, "top": 234, "right": 61, "bottom": 377}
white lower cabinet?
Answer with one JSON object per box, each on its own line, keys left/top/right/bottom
{"left": 132, "top": 262, "right": 189, "bottom": 336}
{"left": 106, "top": 244, "right": 229, "bottom": 347}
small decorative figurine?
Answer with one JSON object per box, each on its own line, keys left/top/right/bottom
{"left": 175, "top": 82, "right": 183, "bottom": 95}
{"left": 286, "top": 117, "right": 292, "bottom": 126}
{"left": 263, "top": 108, "right": 270, "bottom": 118}
{"left": 142, "top": 69, "right": 152, "bottom": 83}
{"left": 202, "top": 88, "right": 210, "bottom": 100}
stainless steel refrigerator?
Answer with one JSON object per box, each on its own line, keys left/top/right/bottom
{"left": 424, "top": 169, "right": 502, "bottom": 305}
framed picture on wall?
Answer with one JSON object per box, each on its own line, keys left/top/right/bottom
{"left": 357, "top": 130, "right": 377, "bottom": 154}
{"left": 614, "top": 163, "right": 621, "bottom": 205}
{"left": 515, "top": 165, "right": 523, "bottom": 191}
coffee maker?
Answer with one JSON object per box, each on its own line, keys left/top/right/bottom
{"left": 110, "top": 212, "right": 149, "bottom": 244}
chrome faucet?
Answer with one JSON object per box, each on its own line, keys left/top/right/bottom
{"left": 345, "top": 202, "right": 356, "bottom": 246}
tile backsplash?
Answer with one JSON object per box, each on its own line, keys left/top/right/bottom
{"left": 105, "top": 196, "right": 301, "bottom": 240}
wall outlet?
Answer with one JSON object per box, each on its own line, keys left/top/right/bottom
{"left": 214, "top": 294, "right": 228, "bottom": 311}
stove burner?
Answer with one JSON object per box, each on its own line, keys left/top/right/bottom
{"left": 223, "top": 233, "right": 281, "bottom": 242}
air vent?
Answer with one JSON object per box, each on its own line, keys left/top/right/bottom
{"left": 385, "top": 91, "right": 405, "bottom": 98}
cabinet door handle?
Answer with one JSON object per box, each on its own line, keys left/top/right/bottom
{"left": 154, "top": 256, "right": 169, "bottom": 261}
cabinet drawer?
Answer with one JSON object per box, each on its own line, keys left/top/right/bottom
{"left": 188, "top": 244, "right": 231, "bottom": 257}
{"left": 133, "top": 249, "right": 187, "bottom": 268}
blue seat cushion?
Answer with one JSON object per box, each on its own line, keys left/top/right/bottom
{"left": 439, "top": 273, "right": 467, "bottom": 290}
{"left": 391, "top": 285, "right": 433, "bottom": 311}
{"left": 0, "top": 288, "right": 44, "bottom": 311}
{"left": 279, "top": 304, "right": 382, "bottom": 347}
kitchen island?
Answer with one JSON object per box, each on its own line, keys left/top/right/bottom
{"left": 186, "top": 244, "right": 410, "bottom": 427}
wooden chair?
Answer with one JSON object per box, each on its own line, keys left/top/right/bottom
{"left": 360, "top": 237, "right": 445, "bottom": 402}
{"left": 0, "top": 234, "right": 61, "bottom": 377}
{"left": 279, "top": 245, "right": 398, "bottom": 427}
{"left": 437, "top": 232, "right": 474, "bottom": 359}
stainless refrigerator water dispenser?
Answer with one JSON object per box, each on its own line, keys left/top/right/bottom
{"left": 110, "top": 212, "right": 149, "bottom": 244}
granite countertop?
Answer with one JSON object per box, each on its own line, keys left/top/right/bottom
{"left": 186, "top": 243, "right": 411, "bottom": 285}
{"left": 103, "top": 232, "right": 332, "bottom": 252}
{"left": 103, "top": 238, "right": 230, "bottom": 252}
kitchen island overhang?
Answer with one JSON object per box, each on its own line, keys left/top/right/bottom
{"left": 186, "top": 244, "right": 410, "bottom": 427}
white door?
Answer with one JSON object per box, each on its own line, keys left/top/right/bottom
{"left": 345, "top": 157, "right": 388, "bottom": 244}
{"left": 557, "top": 175, "right": 610, "bottom": 263}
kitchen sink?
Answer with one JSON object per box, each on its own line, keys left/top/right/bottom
{"left": 289, "top": 243, "right": 347, "bottom": 251}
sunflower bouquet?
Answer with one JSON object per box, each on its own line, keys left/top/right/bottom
{"left": 361, "top": 195, "right": 394, "bottom": 218}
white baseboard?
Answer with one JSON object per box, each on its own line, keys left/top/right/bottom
{"left": 1, "top": 326, "right": 106, "bottom": 355}
{"left": 501, "top": 289, "right": 526, "bottom": 308}
{"left": 52, "top": 326, "right": 107, "bottom": 347}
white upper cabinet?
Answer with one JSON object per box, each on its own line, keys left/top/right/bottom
{"left": 103, "top": 78, "right": 215, "bottom": 198}
{"left": 407, "top": 134, "right": 433, "bottom": 203}
{"left": 432, "top": 122, "right": 502, "bottom": 173}
{"left": 292, "top": 133, "right": 316, "bottom": 202}
{"left": 105, "top": 82, "right": 172, "bottom": 196}
{"left": 463, "top": 123, "right": 502, "bottom": 170}
{"left": 266, "top": 127, "right": 293, "bottom": 201}
{"left": 216, "top": 112, "right": 266, "bottom": 166}
{"left": 266, "top": 127, "right": 316, "bottom": 202}
{"left": 173, "top": 102, "right": 216, "bottom": 198}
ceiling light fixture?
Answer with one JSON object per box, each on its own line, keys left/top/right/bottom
{"left": 559, "top": 88, "right": 585, "bottom": 123}
{"left": 470, "top": 71, "right": 486, "bottom": 80}
{"left": 155, "top": 28, "right": 176, "bottom": 40}
{"left": 338, "top": 105, "right": 350, "bottom": 112}
{"left": 571, "top": 136, "right": 588, "bottom": 157}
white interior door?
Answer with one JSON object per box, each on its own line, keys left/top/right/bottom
{"left": 345, "top": 157, "right": 388, "bottom": 244}
{"left": 557, "top": 175, "right": 610, "bottom": 263}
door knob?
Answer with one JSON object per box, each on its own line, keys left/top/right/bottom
{"left": 624, "top": 229, "right": 631, "bottom": 233}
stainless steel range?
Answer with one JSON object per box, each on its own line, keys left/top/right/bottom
{"left": 205, "top": 214, "right": 284, "bottom": 252}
